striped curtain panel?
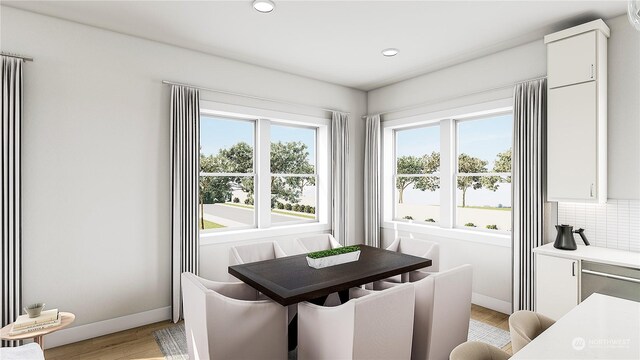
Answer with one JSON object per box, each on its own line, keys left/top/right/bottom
{"left": 331, "top": 111, "right": 350, "bottom": 245}
{"left": 2, "top": 56, "right": 23, "bottom": 347}
{"left": 512, "top": 78, "right": 547, "bottom": 312}
{"left": 170, "top": 85, "right": 200, "bottom": 323}
{"left": 364, "top": 115, "right": 381, "bottom": 248}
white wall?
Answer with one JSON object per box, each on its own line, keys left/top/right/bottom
{"left": 0, "top": 5, "right": 366, "bottom": 345}
{"left": 367, "top": 14, "right": 639, "bottom": 312}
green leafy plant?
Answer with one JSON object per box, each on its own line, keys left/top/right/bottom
{"left": 486, "top": 224, "right": 498, "bottom": 230}
{"left": 293, "top": 204, "right": 301, "bottom": 212}
{"left": 465, "top": 222, "right": 476, "bottom": 227}
{"left": 233, "top": 197, "right": 240, "bottom": 203}
{"left": 304, "top": 205, "right": 312, "bottom": 213}
{"left": 310, "top": 206, "right": 316, "bottom": 214}
{"left": 277, "top": 202, "right": 285, "bottom": 209}
{"left": 307, "top": 246, "right": 361, "bottom": 259}
{"left": 425, "top": 218, "right": 435, "bottom": 223}
{"left": 403, "top": 216, "right": 414, "bottom": 220}
{"left": 285, "top": 203, "right": 292, "bottom": 211}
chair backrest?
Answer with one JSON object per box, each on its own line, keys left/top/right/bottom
{"left": 449, "top": 341, "right": 511, "bottom": 360}
{"left": 181, "top": 272, "right": 287, "bottom": 360}
{"left": 0, "top": 343, "right": 45, "bottom": 360}
{"left": 296, "top": 234, "right": 342, "bottom": 253}
{"left": 509, "top": 310, "right": 555, "bottom": 354}
{"left": 411, "top": 264, "right": 473, "bottom": 360}
{"left": 298, "top": 283, "right": 415, "bottom": 360}
{"left": 229, "top": 241, "right": 287, "bottom": 265}
{"left": 388, "top": 237, "right": 440, "bottom": 272}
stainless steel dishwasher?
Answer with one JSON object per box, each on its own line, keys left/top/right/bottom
{"left": 581, "top": 261, "right": 640, "bottom": 302}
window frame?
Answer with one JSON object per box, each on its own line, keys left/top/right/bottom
{"left": 198, "top": 100, "right": 331, "bottom": 243}
{"left": 381, "top": 98, "right": 513, "bottom": 246}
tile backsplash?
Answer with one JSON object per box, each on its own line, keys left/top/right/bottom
{"left": 557, "top": 200, "right": 640, "bottom": 252}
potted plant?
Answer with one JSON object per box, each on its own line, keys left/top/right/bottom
{"left": 306, "top": 246, "right": 361, "bottom": 269}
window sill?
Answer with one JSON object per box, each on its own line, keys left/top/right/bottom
{"left": 381, "top": 221, "right": 511, "bottom": 248}
{"left": 200, "top": 222, "right": 331, "bottom": 246}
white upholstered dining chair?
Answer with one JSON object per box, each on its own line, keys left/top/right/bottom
{"left": 449, "top": 341, "right": 511, "bottom": 360}
{"left": 181, "top": 272, "right": 288, "bottom": 360}
{"left": 369, "top": 264, "right": 473, "bottom": 360}
{"left": 295, "top": 233, "right": 342, "bottom": 253}
{"left": 387, "top": 237, "right": 439, "bottom": 272}
{"left": 509, "top": 310, "right": 555, "bottom": 354}
{"left": 229, "top": 241, "right": 288, "bottom": 266}
{"left": 297, "top": 283, "right": 415, "bottom": 360}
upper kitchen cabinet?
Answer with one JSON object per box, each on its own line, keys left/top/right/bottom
{"left": 545, "top": 19, "right": 609, "bottom": 203}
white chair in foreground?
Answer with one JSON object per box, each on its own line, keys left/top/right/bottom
{"left": 296, "top": 234, "right": 342, "bottom": 253}
{"left": 181, "top": 272, "right": 287, "bottom": 360}
{"left": 229, "top": 241, "right": 288, "bottom": 266}
{"left": 0, "top": 343, "right": 45, "bottom": 360}
{"left": 450, "top": 341, "right": 511, "bottom": 360}
{"left": 298, "top": 283, "right": 415, "bottom": 360}
{"left": 369, "top": 264, "right": 472, "bottom": 360}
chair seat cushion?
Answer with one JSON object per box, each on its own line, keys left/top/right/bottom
{"left": 0, "top": 343, "right": 45, "bottom": 360}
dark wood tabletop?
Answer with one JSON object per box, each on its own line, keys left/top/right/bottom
{"left": 228, "top": 245, "right": 432, "bottom": 306}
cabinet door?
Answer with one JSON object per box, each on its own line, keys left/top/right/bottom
{"left": 536, "top": 254, "right": 579, "bottom": 320}
{"left": 547, "top": 81, "right": 597, "bottom": 201}
{"left": 548, "top": 31, "right": 597, "bottom": 88}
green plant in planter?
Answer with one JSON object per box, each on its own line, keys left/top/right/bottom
{"left": 486, "top": 224, "right": 498, "bottom": 230}
{"left": 465, "top": 222, "right": 476, "bottom": 227}
{"left": 307, "top": 246, "right": 361, "bottom": 259}
{"left": 425, "top": 218, "right": 435, "bottom": 223}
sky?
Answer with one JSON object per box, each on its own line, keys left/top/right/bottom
{"left": 200, "top": 116, "right": 316, "bottom": 167}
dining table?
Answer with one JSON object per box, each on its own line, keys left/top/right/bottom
{"left": 228, "top": 244, "right": 432, "bottom": 306}
{"left": 511, "top": 293, "right": 640, "bottom": 359}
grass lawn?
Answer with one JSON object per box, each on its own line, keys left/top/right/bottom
{"left": 223, "top": 202, "right": 316, "bottom": 219}
{"left": 458, "top": 206, "right": 512, "bottom": 211}
{"left": 200, "top": 219, "right": 225, "bottom": 229}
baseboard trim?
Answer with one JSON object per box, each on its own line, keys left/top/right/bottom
{"left": 472, "top": 292, "right": 512, "bottom": 315}
{"left": 43, "top": 306, "right": 171, "bottom": 349}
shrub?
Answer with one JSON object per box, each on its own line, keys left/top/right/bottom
{"left": 233, "top": 197, "right": 240, "bottom": 203}
{"left": 293, "top": 204, "right": 301, "bottom": 212}
{"left": 403, "top": 216, "right": 414, "bottom": 220}
{"left": 425, "top": 218, "right": 435, "bottom": 223}
{"left": 285, "top": 203, "right": 292, "bottom": 211}
{"left": 486, "top": 224, "right": 498, "bottom": 230}
{"left": 465, "top": 222, "right": 476, "bottom": 227}
{"left": 244, "top": 198, "right": 254, "bottom": 205}
{"left": 277, "top": 202, "right": 285, "bottom": 209}
{"left": 304, "top": 205, "right": 312, "bottom": 213}
{"left": 310, "top": 206, "right": 316, "bottom": 214}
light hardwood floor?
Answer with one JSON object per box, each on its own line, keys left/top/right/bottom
{"left": 44, "top": 305, "right": 511, "bottom": 359}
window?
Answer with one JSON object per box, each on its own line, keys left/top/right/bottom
{"left": 456, "top": 114, "right": 512, "bottom": 231}
{"left": 199, "top": 116, "right": 255, "bottom": 231}
{"left": 199, "top": 109, "right": 327, "bottom": 234}
{"left": 270, "top": 124, "right": 318, "bottom": 224}
{"left": 394, "top": 125, "right": 440, "bottom": 224}
{"left": 387, "top": 103, "right": 512, "bottom": 234}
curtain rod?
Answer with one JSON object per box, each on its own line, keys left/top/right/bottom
{"left": 162, "top": 80, "right": 349, "bottom": 115}
{"left": 362, "top": 75, "right": 547, "bottom": 119}
{"left": 0, "top": 52, "right": 34, "bottom": 62}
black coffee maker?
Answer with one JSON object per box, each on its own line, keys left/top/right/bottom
{"left": 554, "top": 224, "right": 590, "bottom": 250}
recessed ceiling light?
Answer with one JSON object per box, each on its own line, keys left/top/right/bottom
{"left": 382, "top": 48, "right": 399, "bottom": 57}
{"left": 253, "top": 0, "right": 275, "bottom": 13}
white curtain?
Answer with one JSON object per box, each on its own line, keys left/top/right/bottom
{"left": 512, "top": 79, "right": 547, "bottom": 312}
{"left": 364, "top": 115, "right": 381, "bottom": 248}
{"left": 331, "top": 111, "right": 350, "bottom": 245}
{"left": 1, "top": 56, "right": 23, "bottom": 347}
{"left": 170, "top": 85, "right": 200, "bottom": 323}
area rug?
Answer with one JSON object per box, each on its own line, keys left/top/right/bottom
{"left": 154, "top": 320, "right": 510, "bottom": 359}
{"left": 468, "top": 318, "right": 511, "bottom": 349}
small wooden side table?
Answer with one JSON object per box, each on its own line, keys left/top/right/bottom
{"left": 0, "top": 312, "right": 75, "bottom": 349}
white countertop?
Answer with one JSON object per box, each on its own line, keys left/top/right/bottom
{"left": 533, "top": 243, "right": 640, "bottom": 269}
{"left": 511, "top": 293, "right": 640, "bottom": 359}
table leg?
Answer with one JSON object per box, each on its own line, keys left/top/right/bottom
{"left": 34, "top": 335, "right": 44, "bottom": 348}
{"left": 288, "top": 314, "right": 297, "bottom": 351}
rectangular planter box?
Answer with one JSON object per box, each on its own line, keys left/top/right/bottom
{"left": 306, "top": 250, "right": 361, "bottom": 269}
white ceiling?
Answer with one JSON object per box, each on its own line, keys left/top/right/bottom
{"left": 3, "top": 0, "right": 628, "bottom": 90}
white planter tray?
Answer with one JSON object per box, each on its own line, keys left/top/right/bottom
{"left": 306, "top": 250, "right": 361, "bottom": 269}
